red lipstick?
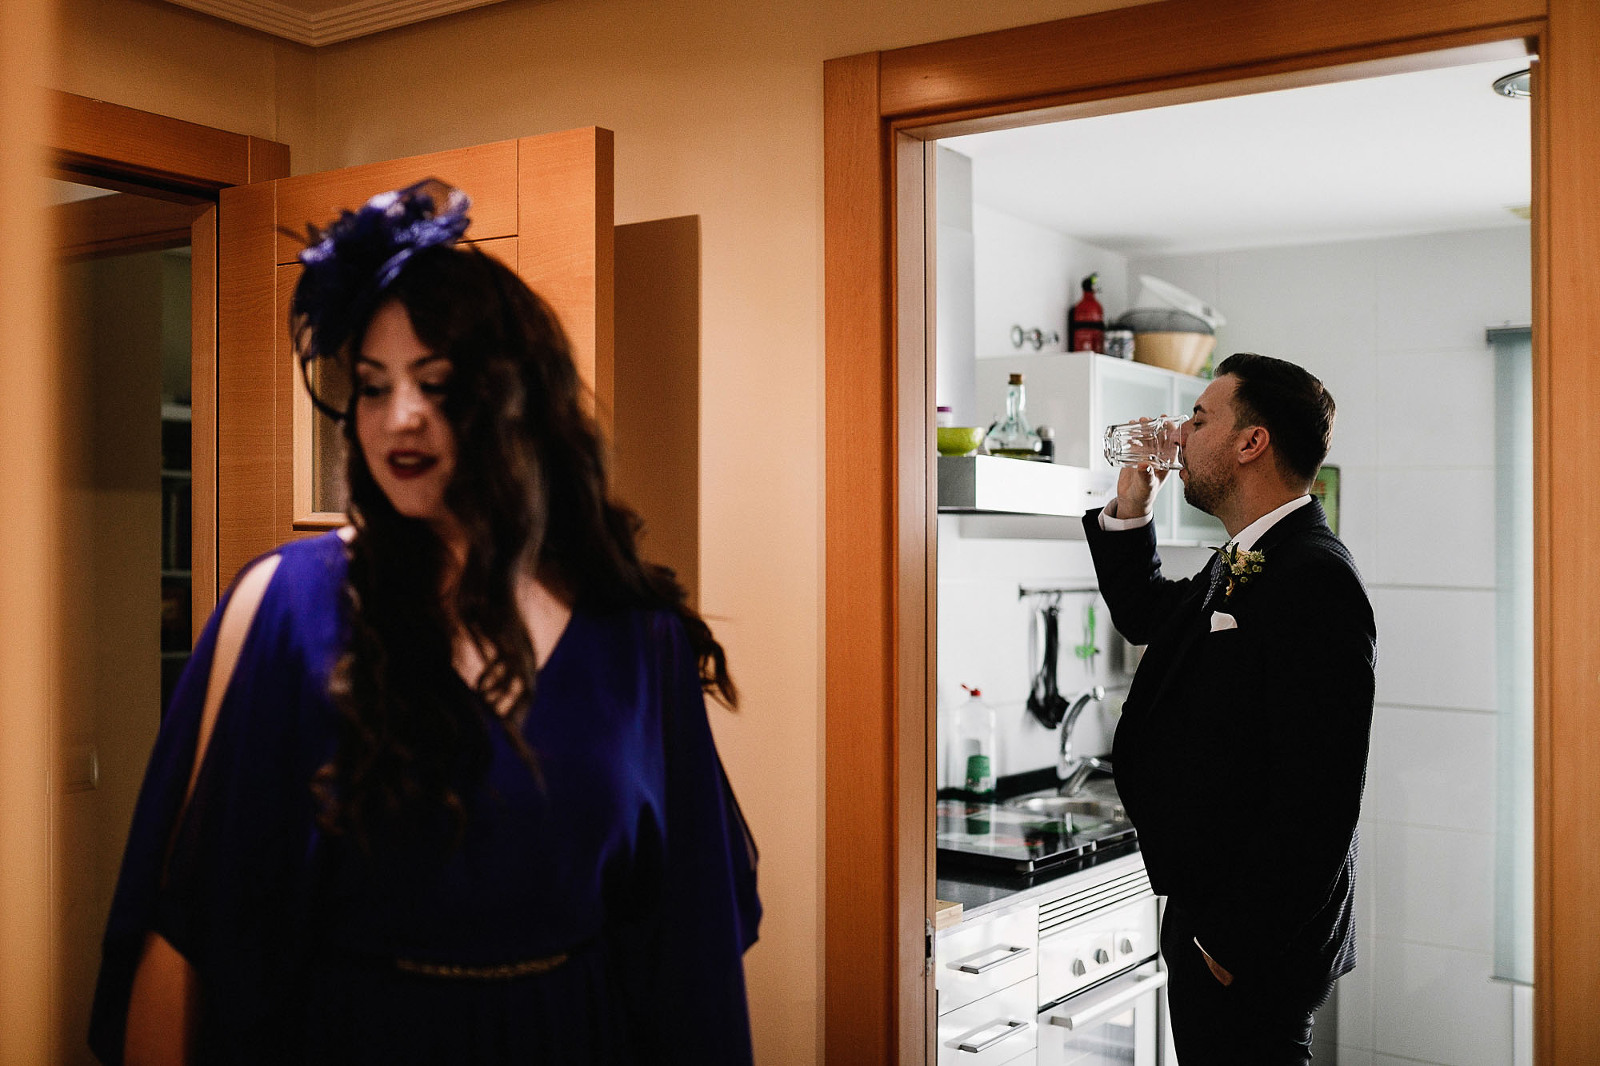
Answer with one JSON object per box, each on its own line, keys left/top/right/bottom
{"left": 386, "top": 450, "right": 438, "bottom": 480}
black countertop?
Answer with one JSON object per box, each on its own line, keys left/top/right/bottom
{"left": 937, "top": 838, "right": 1142, "bottom": 913}
{"left": 935, "top": 766, "right": 1143, "bottom": 914}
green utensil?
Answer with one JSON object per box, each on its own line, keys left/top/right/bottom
{"left": 1074, "top": 603, "right": 1100, "bottom": 662}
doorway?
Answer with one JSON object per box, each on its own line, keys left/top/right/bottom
{"left": 51, "top": 177, "right": 206, "bottom": 1066}
{"left": 823, "top": 3, "right": 1600, "bottom": 1063}
{"left": 928, "top": 53, "right": 1533, "bottom": 1065}
{"left": 45, "top": 94, "right": 290, "bottom": 1064}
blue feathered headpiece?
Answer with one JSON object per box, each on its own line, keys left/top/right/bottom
{"left": 290, "top": 178, "right": 471, "bottom": 420}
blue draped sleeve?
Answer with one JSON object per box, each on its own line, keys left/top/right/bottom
{"left": 616, "top": 611, "right": 761, "bottom": 1064}
{"left": 89, "top": 536, "right": 343, "bottom": 1064}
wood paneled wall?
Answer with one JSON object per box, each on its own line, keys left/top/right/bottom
{"left": 824, "top": 0, "right": 1600, "bottom": 1061}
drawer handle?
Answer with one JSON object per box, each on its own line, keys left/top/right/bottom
{"left": 1047, "top": 971, "right": 1168, "bottom": 1031}
{"left": 955, "top": 944, "right": 1031, "bottom": 974}
{"left": 956, "top": 1018, "right": 1028, "bottom": 1053}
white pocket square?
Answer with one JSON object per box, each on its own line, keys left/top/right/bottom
{"left": 1209, "top": 611, "right": 1238, "bottom": 632}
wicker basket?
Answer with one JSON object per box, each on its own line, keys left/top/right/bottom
{"left": 1132, "top": 331, "right": 1215, "bottom": 376}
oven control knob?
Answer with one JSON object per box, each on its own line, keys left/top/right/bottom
{"left": 1072, "top": 958, "right": 1087, "bottom": 976}
{"left": 1120, "top": 937, "right": 1137, "bottom": 955}
{"left": 1095, "top": 948, "right": 1112, "bottom": 965}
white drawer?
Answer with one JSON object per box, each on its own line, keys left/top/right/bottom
{"left": 936, "top": 903, "right": 1039, "bottom": 1015}
{"left": 999, "top": 1048, "right": 1037, "bottom": 1066}
{"left": 937, "top": 977, "right": 1038, "bottom": 1066}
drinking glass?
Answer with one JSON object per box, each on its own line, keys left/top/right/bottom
{"left": 1103, "top": 415, "right": 1187, "bottom": 470}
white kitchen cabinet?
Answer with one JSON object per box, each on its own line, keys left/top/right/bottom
{"left": 937, "top": 977, "right": 1039, "bottom": 1066}
{"left": 974, "top": 352, "right": 1225, "bottom": 545}
{"left": 937, "top": 903, "right": 1040, "bottom": 1016}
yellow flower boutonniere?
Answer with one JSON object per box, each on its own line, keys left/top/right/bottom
{"left": 1214, "top": 544, "right": 1266, "bottom": 599}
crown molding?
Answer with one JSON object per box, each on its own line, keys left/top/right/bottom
{"left": 163, "top": 0, "right": 510, "bottom": 47}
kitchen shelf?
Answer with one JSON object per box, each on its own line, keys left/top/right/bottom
{"left": 937, "top": 455, "right": 1111, "bottom": 517}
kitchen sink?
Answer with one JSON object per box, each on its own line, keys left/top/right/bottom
{"left": 937, "top": 774, "right": 1136, "bottom": 874}
{"left": 1004, "top": 795, "right": 1124, "bottom": 826}
{"left": 1006, "top": 795, "right": 1120, "bottom": 818}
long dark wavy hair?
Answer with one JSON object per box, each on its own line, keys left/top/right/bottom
{"left": 312, "top": 245, "right": 735, "bottom": 846}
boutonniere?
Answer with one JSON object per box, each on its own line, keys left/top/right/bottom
{"left": 1213, "top": 544, "right": 1265, "bottom": 599}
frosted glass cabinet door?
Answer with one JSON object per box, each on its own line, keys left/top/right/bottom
{"left": 1094, "top": 360, "right": 1177, "bottom": 431}
{"left": 1170, "top": 374, "right": 1226, "bottom": 545}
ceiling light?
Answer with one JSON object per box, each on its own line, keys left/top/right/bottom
{"left": 1493, "top": 69, "right": 1531, "bottom": 99}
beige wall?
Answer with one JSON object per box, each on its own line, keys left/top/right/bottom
{"left": 4, "top": 0, "right": 58, "bottom": 1056}
{"left": 54, "top": 0, "right": 317, "bottom": 167}
{"left": 49, "top": 0, "right": 1155, "bottom": 1061}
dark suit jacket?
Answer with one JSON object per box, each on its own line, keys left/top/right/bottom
{"left": 1083, "top": 498, "right": 1376, "bottom": 991}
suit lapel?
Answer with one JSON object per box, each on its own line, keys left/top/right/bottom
{"left": 1139, "top": 500, "right": 1329, "bottom": 713}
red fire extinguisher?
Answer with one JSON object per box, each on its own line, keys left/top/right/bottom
{"left": 1068, "top": 273, "right": 1105, "bottom": 354}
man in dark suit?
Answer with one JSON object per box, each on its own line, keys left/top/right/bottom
{"left": 1082, "top": 353, "right": 1376, "bottom": 1065}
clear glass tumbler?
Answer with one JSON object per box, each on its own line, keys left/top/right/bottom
{"left": 1103, "top": 415, "right": 1187, "bottom": 470}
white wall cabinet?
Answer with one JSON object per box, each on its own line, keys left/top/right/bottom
{"left": 974, "top": 352, "right": 1225, "bottom": 545}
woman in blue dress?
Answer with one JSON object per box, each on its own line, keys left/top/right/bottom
{"left": 90, "top": 181, "right": 760, "bottom": 1065}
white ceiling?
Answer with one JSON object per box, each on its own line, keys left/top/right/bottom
{"left": 161, "top": 0, "right": 511, "bottom": 47}
{"left": 941, "top": 57, "right": 1532, "bottom": 257}
{"left": 51, "top": 180, "right": 116, "bottom": 206}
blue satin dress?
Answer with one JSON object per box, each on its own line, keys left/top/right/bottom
{"left": 89, "top": 532, "right": 760, "bottom": 1064}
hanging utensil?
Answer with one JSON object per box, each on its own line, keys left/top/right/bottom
{"left": 1073, "top": 603, "right": 1101, "bottom": 670}
{"left": 1027, "top": 603, "right": 1070, "bottom": 728}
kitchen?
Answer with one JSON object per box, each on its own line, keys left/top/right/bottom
{"left": 928, "top": 56, "right": 1532, "bottom": 1066}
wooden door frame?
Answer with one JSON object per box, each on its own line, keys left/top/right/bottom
{"left": 823, "top": 1, "right": 1600, "bottom": 1062}
{"left": 48, "top": 90, "right": 292, "bottom": 619}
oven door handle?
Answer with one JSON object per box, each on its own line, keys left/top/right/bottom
{"left": 1046, "top": 970, "right": 1168, "bottom": 1031}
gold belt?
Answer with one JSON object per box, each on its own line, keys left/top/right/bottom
{"left": 393, "top": 953, "right": 569, "bottom": 980}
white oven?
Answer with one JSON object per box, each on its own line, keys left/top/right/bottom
{"left": 1035, "top": 874, "right": 1166, "bottom": 1066}
{"left": 936, "top": 854, "right": 1173, "bottom": 1066}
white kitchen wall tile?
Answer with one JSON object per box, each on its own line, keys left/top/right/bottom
{"left": 1374, "top": 228, "right": 1532, "bottom": 353}
{"left": 1317, "top": 349, "right": 1381, "bottom": 469}
{"left": 1335, "top": 934, "right": 1376, "bottom": 1051}
{"left": 1353, "top": 822, "right": 1377, "bottom": 934}
{"left": 1373, "top": 467, "right": 1496, "bottom": 588}
{"left": 1336, "top": 1048, "right": 1376, "bottom": 1066}
{"left": 1371, "top": 939, "right": 1511, "bottom": 1066}
{"left": 1368, "top": 588, "right": 1497, "bottom": 712}
{"left": 1335, "top": 464, "right": 1379, "bottom": 583}
{"left": 938, "top": 524, "right": 1122, "bottom": 778}
{"left": 1373, "top": 1056, "right": 1446, "bottom": 1066}
{"left": 1364, "top": 704, "right": 1497, "bottom": 833}
{"left": 936, "top": 516, "right": 1098, "bottom": 582}
{"left": 1375, "top": 347, "right": 1496, "bottom": 469}
{"left": 1365, "top": 821, "right": 1495, "bottom": 954}
{"left": 1214, "top": 241, "right": 1377, "bottom": 364}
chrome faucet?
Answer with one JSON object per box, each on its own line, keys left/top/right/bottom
{"left": 1057, "top": 685, "right": 1108, "bottom": 796}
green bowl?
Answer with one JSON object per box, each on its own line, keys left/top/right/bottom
{"left": 937, "top": 426, "right": 986, "bottom": 456}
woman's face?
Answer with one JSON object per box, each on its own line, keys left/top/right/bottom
{"left": 355, "top": 300, "right": 458, "bottom": 533}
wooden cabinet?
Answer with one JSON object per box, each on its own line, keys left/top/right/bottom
{"left": 974, "top": 352, "right": 1225, "bottom": 545}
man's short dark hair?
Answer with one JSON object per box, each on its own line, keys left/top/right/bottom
{"left": 1214, "top": 353, "right": 1335, "bottom": 485}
